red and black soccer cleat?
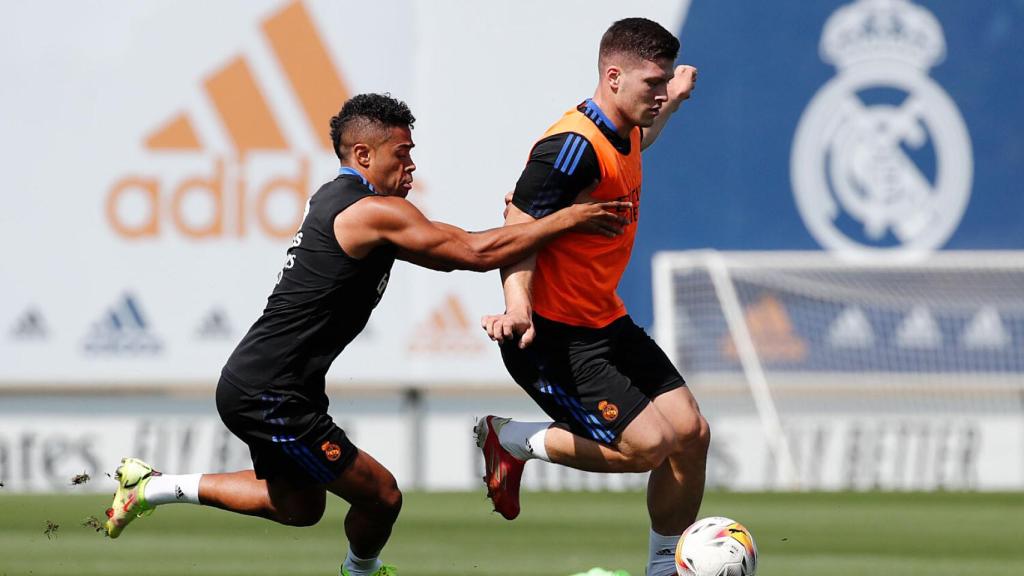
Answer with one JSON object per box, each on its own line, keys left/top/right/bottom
{"left": 474, "top": 415, "right": 525, "bottom": 520}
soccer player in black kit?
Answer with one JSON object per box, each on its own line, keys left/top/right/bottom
{"left": 101, "top": 93, "right": 628, "bottom": 576}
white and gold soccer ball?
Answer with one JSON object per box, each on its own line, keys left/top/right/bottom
{"left": 675, "top": 516, "right": 757, "bottom": 576}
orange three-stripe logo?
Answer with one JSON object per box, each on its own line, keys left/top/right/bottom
{"left": 408, "top": 293, "right": 485, "bottom": 354}
{"left": 145, "top": 1, "right": 348, "bottom": 154}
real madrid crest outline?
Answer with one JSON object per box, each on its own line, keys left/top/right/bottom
{"left": 791, "top": 0, "right": 972, "bottom": 258}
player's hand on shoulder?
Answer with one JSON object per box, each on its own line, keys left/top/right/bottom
{"left": 565, "top": 201, "right": 631, "bottom": 238}
{"left": 669, "top": 64, "right": 698, "bottom": 105}
{"left": 481, "top": 311, "right": 536, "bottom": 348}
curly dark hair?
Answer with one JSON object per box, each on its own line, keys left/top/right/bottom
{"left": 329, "top": 93, "right": 416, "bottom": 161}
{"left": 599, "top": 18, "right": 679, "bottom": 63}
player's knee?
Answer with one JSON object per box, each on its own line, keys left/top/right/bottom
{"left": 698, "top": 415, "right": 711, "bottom": 453}
{"left": 672, "top": 413, "right": 711, "bottom": 457}
{"left": 373, "top": 482, "right": 403, "bottom": 523}
{"left": 357, "top": 470, "right": 402, "bottom": 522}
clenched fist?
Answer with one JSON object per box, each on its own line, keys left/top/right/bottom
{"left": 668, "top": 64, "right": 698, "bottom": 106}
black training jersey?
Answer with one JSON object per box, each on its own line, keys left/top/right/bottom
{"left": 512, "top": 99, "right": 634, "bottom": 219}
{"left": 221, "top": 173, "right": 395, "bottom": 406}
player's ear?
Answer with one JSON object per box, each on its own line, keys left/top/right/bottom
{"left": 607, "top": 66, "right": 622, "bottom": 92}
{"left": 352, "top": 143, "right": 372, "bottom": 168}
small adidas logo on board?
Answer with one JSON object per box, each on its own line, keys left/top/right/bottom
{"left": 408, "top": 294, "right": 485, "bottom": 355}
{"left": 82, "top": 293, "right": 162, "bottom": 354}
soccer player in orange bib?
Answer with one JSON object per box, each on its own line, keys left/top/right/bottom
{"left": 478, "top": 18, "right": 704, "bottom": 576}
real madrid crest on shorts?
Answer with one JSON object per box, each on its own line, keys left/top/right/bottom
{"left": 791, "top": 0, "right": 972, "bottom": 257}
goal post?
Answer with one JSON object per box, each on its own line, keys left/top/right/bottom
{"left": 653, "top": 250, "right": 1024, "bottom": 490}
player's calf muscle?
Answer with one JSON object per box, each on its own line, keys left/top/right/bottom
{"left": 274, "top": 502, "right": 325, "bottom": 527}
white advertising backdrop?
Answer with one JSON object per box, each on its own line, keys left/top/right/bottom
{"left": 0, "top": 0, "right": 690, "bottom": 387}
{"left": 2, "top": 404, "right": 1019, "bottom": 493}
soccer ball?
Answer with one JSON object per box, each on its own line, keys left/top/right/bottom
{"left": 675, "top": 516, "right": 757, "bottom": 576}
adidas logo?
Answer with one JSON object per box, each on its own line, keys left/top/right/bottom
{"left": 408, "top": 294, "right": 485, "bottom": 354}
{"left": 655, "top": 547, "right": 675, "bottom": 557}
{"left": 175, "top": 485, "right": 185, "bottom": 501}
{"left": 9, "top": 307, "right": 48, "bottom": 340}
{"left": 196, "top": 308, "right": 233, "bottom": 339}
{"left": 961, "top": 306, "right": 1010, "bottom": 350}
{"left": 106, "top": 1, "right": 348, "bottom": 241}
{"left": 827, "top": 306, "right": 874, "bottom": 349}
{"left": 895, "top": 306, "right": 942, "bottom": 349}
{"left": 82, "top": 293, "right": 162, "bottom": 354}
{"left": 721, "top": 294, "right": 807, "bottom": 362}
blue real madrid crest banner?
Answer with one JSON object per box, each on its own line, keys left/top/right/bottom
{"left": 626, "top": 0, "right": 1024, "bottom": 326}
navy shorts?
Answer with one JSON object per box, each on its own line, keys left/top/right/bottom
{"left": 216, "top": 377, "right": 357, "bottom": 486}
{"left": 500, "top": 314, "right": 686, "bottom": 444}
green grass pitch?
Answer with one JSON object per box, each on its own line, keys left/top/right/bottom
{"left": 1, "top": 491, "right": 1022, "bottom": 575}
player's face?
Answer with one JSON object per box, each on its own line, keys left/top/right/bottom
{"left": 368, "top": 125, "right": 416, "bottom": 198}
{"left": 616, "top": 56, "right": 674, "bottom": 128}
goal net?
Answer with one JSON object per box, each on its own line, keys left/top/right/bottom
{"left": 653, "top": 251, "right": 1024, "bottom": 491}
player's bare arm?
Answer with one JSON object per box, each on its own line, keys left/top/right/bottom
{"left": 641, "top": 64, "right": 698, "bottom": 151}
{"left": 483, "top": 175, "right": 600, "bottom": 347}
{"left": 484, "top": 136, "right": 604, "bottom": 347}
{"left": 482, "top": 203, "right": 539, "bottom": 346}
{"left": 333, "top": 195, "right": 628, "bottom": 272}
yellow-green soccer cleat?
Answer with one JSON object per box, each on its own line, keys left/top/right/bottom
{"left": 104, "top": 457, "right": 157, "bottom": 538}
{"left": 341, "top": 565, "right": 397, "bottom": 576}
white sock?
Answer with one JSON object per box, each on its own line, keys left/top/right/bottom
{"left": 646, "top": 529, "right": 681, "bottom": 576}
{"left": 342, "top": 550, "right": 382, "bottom": 576}
{"left": 142, "top": 473, "right": 202, "bottom": 506}
{"left": 498, "top": 420, "right": 551, "bottom": 462}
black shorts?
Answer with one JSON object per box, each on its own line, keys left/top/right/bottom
{"left": 215, "top": 376, "right": 357, "bottom": 486}
{"left": 500, "top": 314, "right": 685, "bottom": 444}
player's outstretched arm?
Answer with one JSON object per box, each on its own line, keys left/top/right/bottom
{"left": 334, "top": 196, "right": 627, "bottom": 273}
{"left": 641, "top": 64, "right": 698, "bottom": 151}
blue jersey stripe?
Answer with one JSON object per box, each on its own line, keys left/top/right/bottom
{"left": 282, "top": 443, "right": 333, "bottom": 483}
{"left": 566, "top": 140, "right": 589, "bottom": 176}
{"left": 288, "top": 438, "right": 335, "bottom": 483}
{"left": 296, "top": 443, "right": 338, "bottom": 483}
{"left": 554, "top": 135, "right": 577, "bottom": 172}
{"left": 544, "top": 386, "right": 596, "bottom": 438}
{"left": 272, "top": 435, "right": 335, "bottom": 483}
{"left": 558, "top": 136, "right": 582, "bottom": 173}
{"left": 582, "top": 99, "right": 617, "bottom": 132}
{"left": 552, "top": 385, "right": 614, "bottom": 443}
{"left": 552, "top": 135, "right": 575, "bottom": 171}
{"left": 293, "top": 444, "right": 334, "bottom": 484}
{"left": 539, "top": 380, "right": 612, "bottom": 442}
{"left": 556, "top": 387, "right": 614, "bottom": 443}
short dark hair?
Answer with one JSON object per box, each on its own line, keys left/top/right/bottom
{"left": 599, "top": 18, "right": 679, "bottom": 64}
{"left": 329, "top": 93, "right": 416, "bottom": 161}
